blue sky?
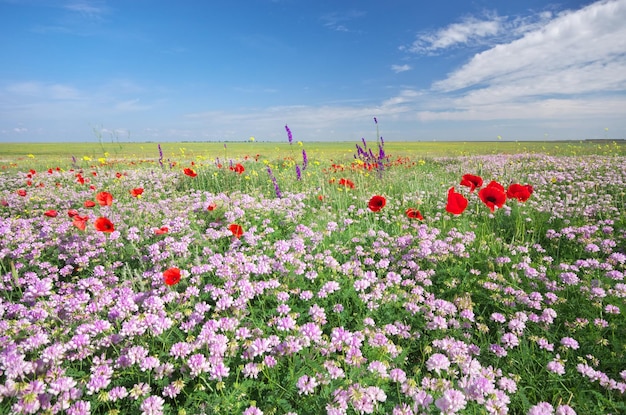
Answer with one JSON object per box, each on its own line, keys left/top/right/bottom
{"left": 1, "top": 0, "right": 625, "bottom": 143}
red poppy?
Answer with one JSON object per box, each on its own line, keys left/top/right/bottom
{"left": 338, "top": 178, "right": 355, "bottom": 189}
{"left": 94, "top": 217, "right": 115, "bottom": 233}
{"left": 460, "top": 174, "right": 483, "bottom": 192}
{"left": 130, "top": 188, "right": 144, "bottom": 198}
{"left": 115, "top": 172, "right": 123, "bottom": 179}
{"left": 29, "top": 169, "right": 36, "bottom": 176}
{"left": 44, "top": 210, "right": 58, "bottom": 217}
{"left": 485, "top": 180, "right": 505, "bottom": 193}
{"left": 72, "top": 215, "right": 89, "bottom": 231}
{"left": 207, "top": 203, "right": 217, "bottom": 211}
{"left": 183, "top": 168, "right": 197, "bottom": 177}
{"left": 506, "top": 183, "right": 532, "bottom": 202}
{"left": 445, "top": 187, "right": 468, "bottom": 215}
{"left": 368, "top": 195, "right": 386, "bottom": 212}
{"left": 84, "top": 200, "right": 96, "bottom": 208}
{"left": 478, "top": 186, "right": 507, "bottom": 212}
{"left": 229, "top": 223, "right": 244, "bottom": 238}
{"left": 231, "top": 163, "right": 245, "bottom": 174}
{"left": 76, "top": 174, "right": 85, "bottom": 185}
{"left": 17, "top": 189, "right": 27, "bottom": 197}
{"left": 96, "top": 191, "right": 113, "bottom": 206}
{"left": 155, "top": 226, "right": 169, "bottom": 235}
{"left": 67, "top": 209, "right": 79, "bottom": 217}
{"left": 317, "top": 195, "right": 324, "bottom": 201}
{"left": 405, "top": 208, "right": 424, "bottom": 220}
{"left": 163, "top": 267, "right": 181, "bottom": 286}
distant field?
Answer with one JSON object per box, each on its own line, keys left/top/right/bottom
{"left": 1, "top": 140, "right": 624, "bottom": 167}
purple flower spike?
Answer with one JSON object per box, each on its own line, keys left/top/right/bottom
{"left": 373, "top": 117, "right": 378, "bottom": 124}
{"left": 302, "top": 149, "right": 308, "bottom": 170}
{"left": 285, "top": 124, "right": 293, "bottom": 144}
{"left": 295, "top": 165, "right": 302, "bottom": 181}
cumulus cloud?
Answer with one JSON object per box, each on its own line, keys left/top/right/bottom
{"left": 415, "top": 0, "right": 626, "bottom": 123}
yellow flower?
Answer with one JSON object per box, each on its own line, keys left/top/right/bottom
{"left": 98, "top": 157, "right": 106, "bottom": 164}
{"left": 27, "top": 154, "right": 35, "bottom": 158}
{"left": 83, "top": 156, "right": 92, "bottom": 161}
{"left": 297, "top": 141, "right": 303, "bottom": 146}
{"left": 249, "top": 136, "right": 255, "bottom": 142}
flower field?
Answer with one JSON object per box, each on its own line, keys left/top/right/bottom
{"left": 1, "top": 131, "right": 625, "bottom": 415}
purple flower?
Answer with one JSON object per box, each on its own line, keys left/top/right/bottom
{"left": 296, "top": 374, "right": 319, "bottom": 395}
{"left": 295, "top": 164, "right": 302, "bottom": 181}
{"left": 426, "top": 353, "right": 450, "bottom": 374}
{"left": 302, "top": 149, "right": 308, "bottom": 170}
{"left": 140, "top": 395, "right": 165, "bottom": 415}
{"left": 435, "top": 389, "right": 467, "bottom": 414}
{"left": 528, "top": 402, "right": 554, "bottom": 415}
{"left": 560, "top": 337, "right": 579, "bottom": 350}
{"left": 285, "top": 124, "right": 293, "bottom": 144}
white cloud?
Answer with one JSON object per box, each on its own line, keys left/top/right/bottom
{"left": 320, "top": 10, "right": 366, "bottom": 33}
{"left": 415, "top": 0, "right": 626, "bottom": 123}
{"left": 391, "top": 64, "right": 411, "bottom": 73}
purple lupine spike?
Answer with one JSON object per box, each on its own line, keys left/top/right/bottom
{"left": 295, "top": 165, "right": 302, "bottom": 181}
{"left": 285, "top": 125, "right": 293, "bottom": 144}
{"left": 302, "top": 149, "right": 308, "bottom": 170}
{"left": 361, "top": 137, "right": 367, "bottom": 149}
{"left": 380, "top": 135, "right": 384, "bottom": 145}
{"left": 267, "top": 166, "right": 282, "bottom": 198}
{"left": 378, "top": 143, "right": 386, "bottom": 160}
{"left": 71, "top": 155, "right": 77, "bottom": 166}
{"left": 373, "top": 117, "right": 378, "bottom": 124}
{"left": 157, "top": 144, "right": 164, "bottom": 168}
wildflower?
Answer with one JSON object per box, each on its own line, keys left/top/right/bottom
{"left": 405, "top": 208, "right": 423, "bottom": 220}
{"left": 338, "top": 178, "right": 355, "bottom": 189}
{"left": 368, "top": 195, "right": 386, "bottom": 212}
{"left": 94, "top": 217, "right": 115, "bottom": 233}
{"left": 285, "top": 124, "right": 293, "bottom": 144}
{"left": 207, "top": 203, "right": 217, "bottom": 211}
{"left": 528, "top": 402, "right": 554, "bottom": 415}
{"left": 17, "top": 189, "right": 27, "bottom": 197}
{"left": 560, "top": 337, "right": 579, "bottom": 350}
{"left": 163, "top": 268, "right": 181, "bottom": 286}
{"left": 426, "top": 353, "right": 450, "bottom": 375}
{"left": 154, "top": 226, "right": 169, "bottom": 235}
{"left": 232, "top": 163, "right": 245, "bottom": 174}
{"left": 460, "top": 174, "right": 483, "bottom": 192}
{"left": 140, "top": 395, "right": 165, "bottom": 415}
{"left": 507, "top": 183, "right": 532, "bottom": 202}
{"left": 183, "top": 168, "right": 197, "bottom": 177}
{"left": 446, "top": 187, "right": 468, "bottom": 215}
{"left": 130, "top": 188, "right": 144, "bottom": 198}
{"left": 84, "top": 200, "right": 96, "bottom": 208}
{"left": 96, "top": 191, "right": 113, "bottom": 206}
{"left": 44, "top": 210, "right": 58, "bottom": 217}
{"left": 229, "top": 224, "right": 244, "bottom": 238}
{"left": 296, "top": 375, "right": 318, "bottom": 395}
{"left": 435, "top": 389, "right": 467, "bottom": 414}
{"left": 479, "top": 185, "right": 506, "bottom": 212}
{"left": 73, "top": 215, "right": 89, "bottom": 231}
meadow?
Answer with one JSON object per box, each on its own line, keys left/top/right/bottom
{"left": 1, "top": 131, "right": 625, "bottom": 415}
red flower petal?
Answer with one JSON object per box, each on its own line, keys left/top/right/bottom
{"left": 445, "top": 187, "right": 468, "bottom": 215}
{"left": 163, "top": 267, "right": 181, "bottom": 286}
{"left": 368, "top": 195, "right": 386, "bottom": 212}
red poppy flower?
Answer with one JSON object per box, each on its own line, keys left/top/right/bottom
{"left": 478, "top": 186, "right": 507, "bottom": 212}
{"left": 368, "top": 195, "right": 386, "bottom": 212}
{"left": 67, "top": 209, "right": 79, "bottom": 218}
{"left": 94, "top": 217, "right": 115, "bottom": 233}
{"left": 155, "top": 226, "right": 169, "bottom": 235}
{"left": 232, "top": 163, "right": 245, "bottom": 174}
{"left": 96, "top": 191, "right": 113, "bottom": 206}
{"left": 445, "top": 187, "right": 468, "bottom": 215}
{"left": 183, "top": 168, "right": 197, "bottom": 177}
{"left": 163, "top": 267, "right": 181, "bottom": 286}
{"left": 72, "top": 215, "right": 89, "bottom": 231}
{"left": 506, "top": 183, "right": 532, "bottom": 202}
{"left": 76, "top": 174, "right": 85, "bottom": 185}
{"left": 317, "top": 195, "right": 324, "bottom": 201}
{"left": 207, "top": 203, "right": 217, "bottom": 211}
{"left": 485, "top": 180, "right": 505, "bottom": 193}
{"left": 229, "top": 223, "right": 244, "bottom": 238}
{"left": 405, "top": 208, "right": 424, "bottom": 220}
{"left": 130, "top": 188, "right": 144, "bottom": 198}
{"left": 115, "top": 172, "right": 123, "bottom": 179}
{"left": 460, "top": 174, "right": 483, "bottom": 192}
{"left": 84, "top": 200, "right": 96, "bottom": 208}
{"left": 338, "top": 178, "right": 355, "bottom": 189}
{"left": 17, "top": 189, "right": 27, "bottom": 197}
{"left": 44, "top": 210, "right": 58, "bottom": 217}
